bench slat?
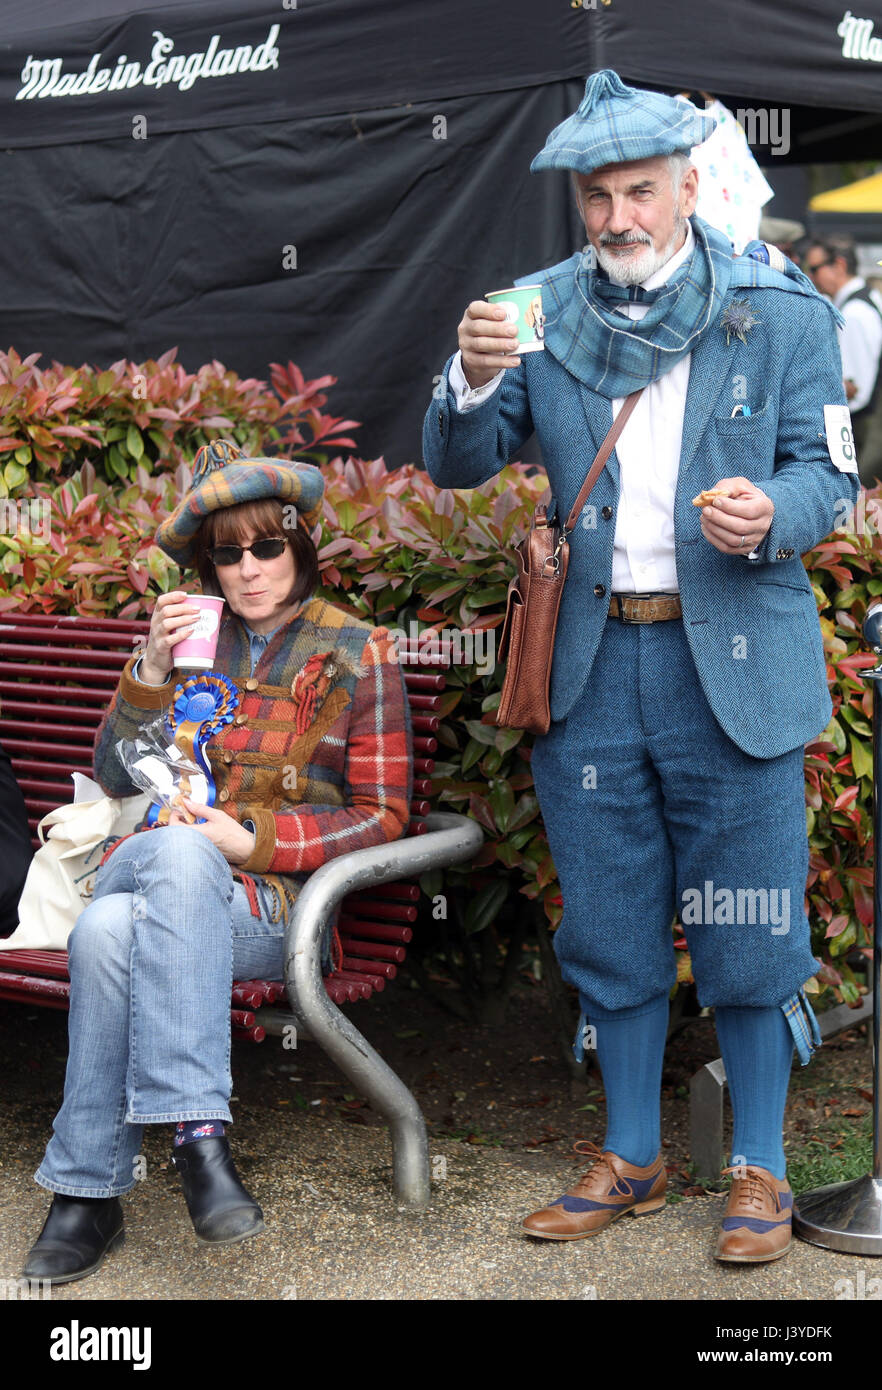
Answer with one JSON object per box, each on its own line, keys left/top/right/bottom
{"left": 232, "top": 1024, "right": 266, "bottom": 1043}
{"left": 4, "top": 738, "right": 95, "bottom": 760}
{"left": 0, "top": 709, "right": 102, "bottom": 731}
{"left": 0, "top": 949, "right": 70, "bottom": 977}
{"left": 341, "top": 955, "right": 396, "bottom": 981}
{"left": 0, "top": 629, "right": 142, "bottom": 651}
{"left": 338, "top": 918, "right": 413, "bottom": 943}
{"left": 342, "top": 899, "right": 417, "bottom": 923}
{"left": 14, "top": 779, "right": 81, "bottom": 800}
{"left": 353, "top": 884, "right": 419, "bottom": 902}
{"left": 2, "top": 661, "right": 122, "bottom": 684}
{"left": 0, "top": 984, "right": 71, "bottom": 1012}
{"left": 340, "top": 937, "right": 406, "bottom": 963}
{"left": 2, "top": 614, "right": 149, "bottom": 634}
{"left": 0, "top": 682, "right": 115, "bottom": 705}
{"left": 336, "top": 969, "right": 385, "bottom": 992}
{"left": 0, "top": 643, "right": 131, "bottom": 669}
{"left": 0, "top": 959, "right": 375, "bottom": 1020}
{"left": 403, "top": 672, "right": 445, "bottom": 691}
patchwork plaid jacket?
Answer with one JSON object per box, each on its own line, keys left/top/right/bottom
{"left": 93, "top": 596, "right": 414, "bottom": 915}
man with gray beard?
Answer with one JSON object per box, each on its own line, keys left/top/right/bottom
{"left": 424, "top": 70, "right": 856, "bottom": 1265}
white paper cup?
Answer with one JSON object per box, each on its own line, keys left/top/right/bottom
{"left": 486, "top": 284, "right": 545, "bottom": 353}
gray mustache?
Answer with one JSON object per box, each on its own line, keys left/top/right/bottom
{"left": 600, "top": 232, "right": 652, "bottom": 247}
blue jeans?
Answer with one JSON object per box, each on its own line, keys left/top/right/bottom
{"left": 35, "top": 827, "right": 287, "bottom": 1198}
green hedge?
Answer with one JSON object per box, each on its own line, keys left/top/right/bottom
{"left": 1, "top": 347, "right": 877, "bottom": 1009}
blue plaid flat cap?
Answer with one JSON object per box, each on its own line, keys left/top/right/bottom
{"left": 531, "top": 69, "right": 717, "bottom": 176}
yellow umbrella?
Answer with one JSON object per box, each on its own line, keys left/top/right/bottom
{"left": 809, "top": 171, "right": 882, "bottom": 212}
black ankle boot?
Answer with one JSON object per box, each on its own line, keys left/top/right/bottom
{"left": 172, "top": 1136, "right": 264, "bottom": 1245}
{"left": 22, "top": 1195, "right": 124, "bottom": 1285}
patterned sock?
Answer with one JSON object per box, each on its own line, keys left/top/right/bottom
{"left": 173, "top": 1120, "right": 226, "bottom": 1148}
{"left": 582, "top": 991, "right": 669, "bottom": 1168}
{"left": 714, "top": 1004, "right": 793, "bottom": 1180}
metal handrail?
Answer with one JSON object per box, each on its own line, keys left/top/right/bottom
{"left": 280, "top": 811, "right": 484, "bottom": 1211}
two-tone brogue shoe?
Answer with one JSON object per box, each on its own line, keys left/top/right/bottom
{"left": 522, "top": 1140, "right": 667, "bottom": 1240}
{"left": 715, "top": 1164, "right": 793, "bottom": 1263}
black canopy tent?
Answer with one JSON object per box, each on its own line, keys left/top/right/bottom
{"left": 1, "top": 0, "right": 880, "bottom": 465}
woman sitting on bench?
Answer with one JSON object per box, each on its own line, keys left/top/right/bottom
{"left": 22, "top": 440, "right": 413, "bottom": 1285}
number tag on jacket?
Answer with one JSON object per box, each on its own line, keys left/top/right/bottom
{"left": 824, "top": 405, "right": 859, "bottom": 473}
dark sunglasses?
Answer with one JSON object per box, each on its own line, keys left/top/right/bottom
{"left": 209, "top": 536, "right": 288, "bottom": 566}
{"left": 805, "top": 256, "right": 833, "bottom": 275}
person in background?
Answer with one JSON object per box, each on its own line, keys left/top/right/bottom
{"left": 758, "top": 216, "right": 805, "bottom": 264}
{"left": 804, "top": 233, "right": 882, "bottom": 483}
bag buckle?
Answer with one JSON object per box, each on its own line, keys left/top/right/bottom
{"left": 543, "top": 526, "right": 568, "bottom": 577}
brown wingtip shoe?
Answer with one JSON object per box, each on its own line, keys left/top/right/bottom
{"left": 715, "top": 1164, "right": 793, "bottom": 1264}
{"left": 522, "top": 1140, "right": 667, "bottom": 1241}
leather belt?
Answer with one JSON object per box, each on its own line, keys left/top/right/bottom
{"left": 608, "top": 593, "right": 682, "bottom": 623}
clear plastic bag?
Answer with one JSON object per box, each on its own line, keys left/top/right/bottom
{"left": 116, "top": 715, "right": 210, "bottom": 821}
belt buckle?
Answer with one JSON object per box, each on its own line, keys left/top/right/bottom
{"left": 618, "top": 593, "right": 655, "bottom": 624}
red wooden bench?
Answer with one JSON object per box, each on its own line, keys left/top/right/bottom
{"left": 0, "top": 610, "right": 483, "bottom": 1207}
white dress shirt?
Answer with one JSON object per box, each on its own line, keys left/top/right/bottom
{"left": 833, "top": 276, "right": 882, "bottom": 414}
{"left": 450, "top": 226, "right": 700, "bottom": 592}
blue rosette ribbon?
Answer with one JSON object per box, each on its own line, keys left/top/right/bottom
{"left": 146, "top": 671, "right": 240, "bottom": 825}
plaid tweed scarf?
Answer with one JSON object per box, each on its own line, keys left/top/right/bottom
{"left": 532, "top": 215, "right": 836, "bottom": 399}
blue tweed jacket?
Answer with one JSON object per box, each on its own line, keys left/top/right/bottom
{"left": 423, "top": 278, "right": 860, "bottom": 759}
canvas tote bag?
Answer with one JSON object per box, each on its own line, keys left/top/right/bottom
{"left": 0, "top": 783, "right": 151, "bottom": 952}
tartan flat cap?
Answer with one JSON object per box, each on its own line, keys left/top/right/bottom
{"left": 155, "top": 439, "right": 324, "bottom": 567}
{"left": 530, "top": 68, "right": 716, "bottom": 176}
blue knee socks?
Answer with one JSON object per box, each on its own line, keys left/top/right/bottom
{"left": 583, "top": 991, "right": 669, "bottom": 1168}
{"left": 713, "top": 1005, "right": 793, "bottom": 1180}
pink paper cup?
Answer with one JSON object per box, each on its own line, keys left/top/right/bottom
{"left": 172, "top": 594, "right": 225, "bottom": 671}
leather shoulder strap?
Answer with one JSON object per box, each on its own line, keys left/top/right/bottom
{"left": 564, "top": 388, "right": 644, "bottom": 533}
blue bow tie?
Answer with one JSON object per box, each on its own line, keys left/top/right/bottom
{"left": 592, "top": 276, "right": 661, "bottom": 307}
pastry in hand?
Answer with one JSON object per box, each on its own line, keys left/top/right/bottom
{"left": 692, "top": 486, "right": 733, "bottom": 507}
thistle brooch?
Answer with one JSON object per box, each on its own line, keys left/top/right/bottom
{"left": 721, "top": 298, "right": 760, "bottom": 346}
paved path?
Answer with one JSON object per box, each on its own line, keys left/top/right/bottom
{"left": 0, "top": 1107, "right": 867, "bottom": 1304}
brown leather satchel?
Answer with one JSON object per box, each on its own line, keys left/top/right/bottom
{"left": 495, "top": 388, "right": 644, "bottom": 734}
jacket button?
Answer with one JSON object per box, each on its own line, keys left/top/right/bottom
{"left": 601, "top": 505, "right": 613, "bottom": 520}
{"left": 245, "top": 677, "right": 259, "bottom": 691}
{"left": 223, "top": 750, "right": 233, "bottom": 764}
{"left": 219, "top": 789, "right": 230, "bottom": 802}
{"left": 594, "top": 583, "right": 606, "bottom": 597}
{"left": 235, "top": 713, "right": 248, "bottom": 725}
{"left": 438, "top": 411, "right": 444, "bottom": 436}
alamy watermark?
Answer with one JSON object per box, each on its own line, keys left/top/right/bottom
{"left": 0, "top": 1276, "right": 52, "bottom": 1300}
{"left": 735, "top": 107, "right": 790, "bottom": 157}
{"left": 834, "top": 493, "right": 882, "bottom": 538}
{"left": 834, "top": 1269, "right": 882, "bottom": 1298}
{"left": 0, "top": 498, "right": 51, "bottom": 542}
{"left": 387, "top": 621, "right": 495, "bottom": 677}
{"left": 49, "top": 1322, "right": 151, "bottom": 1369}
{"left": 674, "top": 103, "right": 790, "bottom": 157}
{"left": 681, "top": 880, "right": 790, "bottom": 935}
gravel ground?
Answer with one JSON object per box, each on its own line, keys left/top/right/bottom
{"left": 1, "top": 1120, "right": 872, "bottom": 1305}
{"left": 0, "top": 983, "right": 874, "bottom": 1318}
